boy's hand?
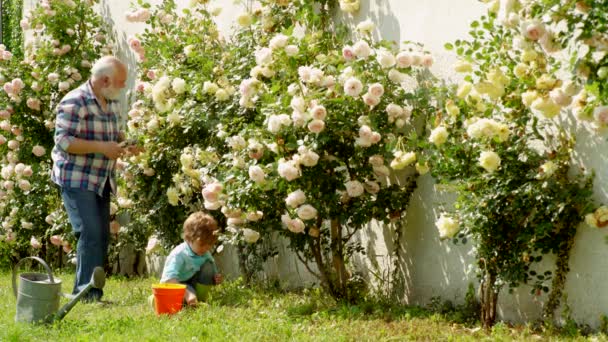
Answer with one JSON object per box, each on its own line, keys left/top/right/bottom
{"left": 184, "top": 290, "right": 198, "bottom": 307}
{"left": 214, "top": 274, "right": 223, "bottom": 285}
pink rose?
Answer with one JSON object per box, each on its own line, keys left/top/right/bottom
{"left": 308, "top": 119, "right": 325, "bottom": 134}
{"left": 368, "top": 83, "right": 384, "bottom": 98}
{"left": 26, "top": 98, "right": 41, "bottom": 111}
{"left": 594, "top": 106, "right": 608, "bottom": 125}
{"left": 0, "top": 110, "right": 9, "bottom": 119}
{"left": 342, "top": 46, "right": 355, "bottom": 61}
{"left": 110, "top": 220, "right": 120, "bottom": 234}
{"left": 310, "top": 105, "right": 327, "bottom": 120}
{"left": 362, "top": 93, "right": 380, "bottom": 107}
{"left": 30, "top": 237, "right": 41, "bottom": 249}
{"left": 50, "top": 235, "right": 63, "bottom": 246}
{"left": 32, "top": 145, "right": 46, "bottom": 157}
{"left": 396, "top": 52, "right": 413, "bottom": 68}
{"left": 62, "top": 242, "right": 72, "bottom": 253}
{"left": 3, "top": 83, "right": 14, "bottom": 94}
{"left": 422, "top": 54, "right": 434, "bottom": 68}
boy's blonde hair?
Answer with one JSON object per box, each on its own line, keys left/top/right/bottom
{"left": 183, "top": 211, "right": 219, "bottom": 243}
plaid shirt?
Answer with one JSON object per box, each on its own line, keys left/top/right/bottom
{"left": 51, "top": 81, "right": 120, "bottom": 196}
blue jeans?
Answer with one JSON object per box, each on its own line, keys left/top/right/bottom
{"left": 61, "top": 182, "right": 111, "bottom": 301}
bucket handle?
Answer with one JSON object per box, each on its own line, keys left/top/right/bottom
{"left": 12, "top": 256, "right": 55, "bottom": 298}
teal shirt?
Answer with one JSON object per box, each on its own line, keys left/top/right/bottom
{"left": 161, "top": 242, "right": 216, "bottom": 282}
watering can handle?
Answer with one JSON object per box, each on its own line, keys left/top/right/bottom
{"left": 12, "top": 256, "right": 55, "bottom": 298}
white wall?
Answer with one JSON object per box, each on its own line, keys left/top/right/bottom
{"left": 90, "top": 0, "right": 608, "bottom": 328}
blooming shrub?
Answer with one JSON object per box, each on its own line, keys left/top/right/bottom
{"left": 123, "top": 0, "right": 436, "bottom": 298}
{"left": 0, "top": 0, "right": 113, "bottom": 266}
{"left": 425, "top": 0, "right": 600, "bottom": 326}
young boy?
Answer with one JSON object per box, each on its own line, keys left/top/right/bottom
{"left": 160, "top": 211, "right": 223, "bottom": 306}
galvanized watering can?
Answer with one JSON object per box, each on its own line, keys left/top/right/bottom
{"left": 12, "top": 256, "right": 106, "bottom": 323}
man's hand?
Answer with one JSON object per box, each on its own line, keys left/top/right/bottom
{"left": 213, "top": 274, "right": 223, "bottom": 285}
{"left": 102, "top": 141, "right": 125, "bottom": 160}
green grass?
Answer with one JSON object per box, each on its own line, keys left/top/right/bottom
{"left": 0, "top": 270, "right": 605, "bottom": 341}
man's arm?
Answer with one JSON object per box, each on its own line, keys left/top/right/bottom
{"left": 54, "top": 102, "right": 123, "bottom": 159}
{"left": 66, "top": 138, "right": 123, "bottom": 160}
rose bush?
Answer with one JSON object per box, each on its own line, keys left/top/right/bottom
{"left": 123, "top": 0, "right": 436, "bottom": 298}
{"left": 425, "top": 0, "right": 601, "bottom": 327}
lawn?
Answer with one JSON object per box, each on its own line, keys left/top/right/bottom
{"left": 0, "top": 270, "right": 604, "bottom": 341}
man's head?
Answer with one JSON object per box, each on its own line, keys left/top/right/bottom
{"left": 91, "top": 56, "right": 127, "bottom": 100}
{"left": 183, "top": 211, "right": 219, "bottom": 256}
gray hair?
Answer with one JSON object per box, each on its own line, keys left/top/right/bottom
{"left": 91, "top": 56, "right": 126, "bottom": 79}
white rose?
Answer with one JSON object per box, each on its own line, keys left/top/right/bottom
{"left": 286, "top": 190, "right": 307, "bottom": 208}
{"left": 290, "top": 96, "right": 307, "bottom": 112}
{"left": 215, "top": 89, "right": 230, "bottom": 101}
{"left": 300, "top": 151, "right": 319, "bottom": 167}
{"left": 203, "top": 81, "right": 219, "bottom": 94}
{"left": 478, "top": 151, "right": 501, "bottom": 173}
{"left": 344, "top": 77, "right": 363, "bottom": 97}
{"left": 386, "top": 103, "right": 403, "bottom": 117}
{"left": 364, "top": 181, "right": 380, "bottom": 194}
{"left": 285, "top": 45, "right": 299, "bottom": 57}
{"left": 255, "top": 47, "right": 273, "bottom": 66}
{"left": 18, "top": 179, "right": 31, "bottom": 191}
{"left": 540, "top": 161, "right": 557, "bottom": 178}
{"left": 388, "top": 69, "right": 406, "bottom": 83}
{"left": 278, "top": 159, "right": 300, "bottom": 181}
{"left": 172, "top": 78, "right": 186, "bottom": 94}
{"left": 549, "top": 88, "right": 572, "bottom": 107}
{"left": 376, "top": 50, "right": 395, "bottom": 68}
{"left": 204, "top": 200, "right": 222, "bottom": 210}
{"left": 297, "top": 204, "right": 318, "bottom": 220}
{"left": 352, "top": 40, "right": 371, "bottom": 58}
{"left": 242, "top": 228, "right": 260, "bottom": 243}
{"left": 436, "top": 214, "right": 460, "bottom": 239}
{"left": 248, "top": 165, "right": 266, "bottom": 183}
{"left": 32, "top": 145, "right": 46, "bottom": 157}
{"left": 429, "top": 126, "right": 449, "bottom": 146}
{"left": 269, "top": 34, "right": 289, "bottom": 50}
{"left": 345, "top": 180, "right": 364, "bottom": 197}
{"left": 58, "top": 81, "right": 70, "bottom": 91}
{"left": 356, "top": 19, "right": 375, "bottom": 34}
{"left": 246, "top": 211, "right": 264, "bottom": 222}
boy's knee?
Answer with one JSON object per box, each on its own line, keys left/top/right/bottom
{"left": 197, "top": 262, "right": 217, "bottom": 285}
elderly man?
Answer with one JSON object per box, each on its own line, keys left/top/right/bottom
{"left": 51, "top": 56, "right": 128, "bottom": 302}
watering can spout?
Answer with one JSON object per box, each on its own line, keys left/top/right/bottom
{"left": 54, "top": 267, "right": 106, "bottom": 321}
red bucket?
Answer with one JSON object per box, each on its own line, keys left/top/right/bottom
{"left": 152, "top": 284, "right": 186, "bottom": 315}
